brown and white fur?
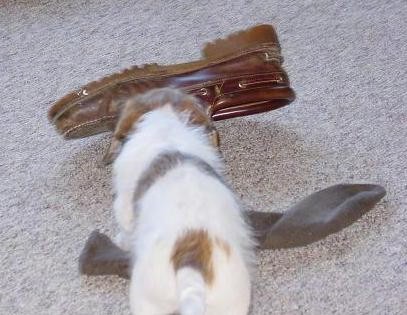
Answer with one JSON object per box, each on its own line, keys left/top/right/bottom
{"left": 107, "top": 88, "right": 256, "bottom": 315}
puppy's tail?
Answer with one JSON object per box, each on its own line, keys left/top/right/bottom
{"left": 171, "top": 230, "right": 213, "bottom": 315}
{"left": 176, "top": 268, "right": 206, "bottom": 315}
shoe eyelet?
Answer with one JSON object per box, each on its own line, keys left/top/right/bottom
{"left": 77, "top": 89, "right": 88, "bottom": 96}
{"left": 264, "top": 51, "right": 280, "bottom": 63}
{"left": 238, "top": 81, "right": 247, "bottom": 88}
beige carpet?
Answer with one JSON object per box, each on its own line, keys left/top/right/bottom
{"left": 1, "top": 0, "right": 406, "bottom": 314}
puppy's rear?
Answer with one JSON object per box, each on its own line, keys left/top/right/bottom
{"left": 170, "top": 229, "right": 252, "bottom": 315}
{"left": 172, "top": 229, "right": 213, "bottom": 315}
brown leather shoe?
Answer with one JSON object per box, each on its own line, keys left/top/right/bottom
{"left": 48, "top": 25, "right": 295, "bottom": 139}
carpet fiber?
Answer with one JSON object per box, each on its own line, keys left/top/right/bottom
{"left": 1, "top": 1, "right": 406, "bottom": 314}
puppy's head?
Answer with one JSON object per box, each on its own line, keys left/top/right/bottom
{"left": 103, "top": 88, "right": 219, "bottom": 164}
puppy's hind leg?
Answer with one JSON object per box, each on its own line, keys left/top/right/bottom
{"left": 129, "top": 281, "right": 162, "bottom": 315}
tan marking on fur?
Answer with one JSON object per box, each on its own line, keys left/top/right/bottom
{"left": 215, "top": 237, "right": 231, "bottom": 258}
{"left": 113, "top": 89, "right": 212, "bottom": 141}
{"left": 177, "top": 98, "right": 220, "bottom": 149}
{"left": 118, "top": 89, "right": 217, "bottom": 143}
{"left": 171, "top": 229, "right": 214, "bottom": 285}
{"left": 103, "top": 98, "right": 150, "bottom": 163}
{"left": 106, "top": 89, "right": 219, "bottom": 163}
{"left": 114, "top": 101, "right": 149, "bottom": 140}
{"left": 210, "top": 129, "right": 220, "bottom": 147}
{"left": 179, "top": 98, "right": 210, "bottom": 125}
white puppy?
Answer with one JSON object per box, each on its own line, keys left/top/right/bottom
{"left": 107, "top": 88, "right": 256, "bottom": 315}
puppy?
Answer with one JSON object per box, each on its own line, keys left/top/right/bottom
{"left": 108, "top": 88, "right": 256, "bottom": 315}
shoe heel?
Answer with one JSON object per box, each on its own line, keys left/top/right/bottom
{"left": 202, "top": 24, "right": 281, "bottom": 61}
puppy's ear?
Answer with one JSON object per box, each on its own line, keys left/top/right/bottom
{"left": 210, "top": 128, "right": 220, "bottom": 148}
{"left": 176, "top": 95, "right": 218, "bottom": 146}
{"left": 102, "top": 99, "right": 148, "bottom": 165}
{"left": 102, "top": 137, "right": 123, "bottom": 165}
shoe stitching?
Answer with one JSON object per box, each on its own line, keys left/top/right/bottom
{"left": 63, "top": 115, "right": 117, "bottom": 138}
